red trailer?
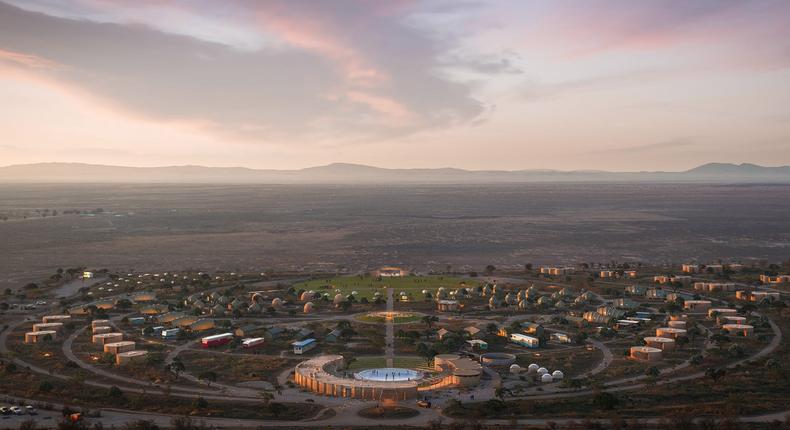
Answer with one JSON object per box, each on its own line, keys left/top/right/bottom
{"left": 201, "top": 332, "right": 233, "bottom": 348}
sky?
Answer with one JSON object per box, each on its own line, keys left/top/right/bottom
{"left": 1, "top": 0, "right": 790, "bottom": 171}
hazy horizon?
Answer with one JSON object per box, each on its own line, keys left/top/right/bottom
{"left": 1, "top": 0, "right": 789, "bottom": 171}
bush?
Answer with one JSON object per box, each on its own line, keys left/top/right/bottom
{"left": 38, "top": 381, "right": 54, "bottom": 393}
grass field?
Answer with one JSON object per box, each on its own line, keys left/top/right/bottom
{"left": 294, "top": 274, "right": 479, "bottom": 300}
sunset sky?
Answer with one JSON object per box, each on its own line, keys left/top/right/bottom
{"left": 1, "top": 0, "right": 789, "bottom": 171}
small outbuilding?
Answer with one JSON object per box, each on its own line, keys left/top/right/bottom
{"left": 116, "top": 350, "right": 148, "bottom": 366}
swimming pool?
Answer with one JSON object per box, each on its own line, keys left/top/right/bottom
{"left": 354, "top": 368, "right": 423, "bottom": 382}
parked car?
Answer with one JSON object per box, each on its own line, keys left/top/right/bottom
{"left": 416, "top": 400, "right": 431, "bottom": 408}
{"left": 0, "top": 407, "right": 10, "bottom": 415}
{"left": 25, "top": 406, "right": 36, "bottom": 415}
{"left": 9, "top": 407, "right": 22, "bottom": 415}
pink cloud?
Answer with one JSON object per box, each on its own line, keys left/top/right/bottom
{"left": 0, "top": 49, "right": 58, "bottom": 69}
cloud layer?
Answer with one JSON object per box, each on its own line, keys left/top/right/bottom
{"left": 1, "top": 0, "right": 789, "bottom": 170}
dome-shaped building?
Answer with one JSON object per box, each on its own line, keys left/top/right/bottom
{"left": 303, "top": 302, "right": 314, "bottom": 314}
{"left": 271, "top": 297, "right": 283, "bottom": 308}
{"left": 540, "top": 373, "right": 554, "bottom": 383}
{"left": 528, "top": 363, "right": 540, "bottom": 373}
{"left": 537, "top": 367, "right": 548, "bottom": 376}
{"left": 509, "top": 364, "right": 523, "bottom": 374}
{"left": 551, "top": 370, "right": 564, "bottom": 380}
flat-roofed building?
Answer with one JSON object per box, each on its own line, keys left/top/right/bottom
{"left": 509, "top": 333, "right": 540, "bottom": 348}
{"left": 32, "top": 322, "right": 63, "bottom": 333}
{"left": 656, "top": 327, "right": 687, "bottom": 339}
{"left": 722, "top": 324, "right": 754, "bottom": 337}
{"left": 437, "top": 300, "right": 459, "bottom": 312}
{"left": 684, "top": 300, "right": 712, "bottom": 312}
{"left": 104, "top": 341, "right": 136, "bottom": 354}
{"left": 116, "top": 350, "right": 148, "bottom": 366}
{"left": 708, "top": 308, "right": 738, "bottom": 318}
{"left": 42, "top": 315, "right": 71, "bottom": 324}
{"left": 682, "top": 264, "right": 699, "bottom": 273}
{"left": 292, "top": 338, "right": 317, "bottom": 355}
{"left": 630, "top": 346, "right": 662, "bottom": 361}
{"left": 93, "top": 332, "right": 123, "bottom": 345}
{"left": 718, "top": 315, "right": 747, "bottom": 326}
{"left": 644, "top": 336, "right": 676, "bottom": 351}
{"left": 759, "top": 274, "right": 790, "bottom": 284}
{"left": 751, "top": 291, "right": 781, "bottom": 302}
{"left": 694, "top": 282, "right": 738, "bottom": 292}
{"left": 540, "top": 267, "right": 574, "bottom": 276}
{"left": 668, "top": 320, "right": 686, "bottom": 329}
{"left": 93, "top": 326, "right": 112, "bottom": 334}
{"left": 91, "top": 319, "right": 111, "bottom": 329}
{"left": 25, "top": 330, "right": 57, "bottom": 343}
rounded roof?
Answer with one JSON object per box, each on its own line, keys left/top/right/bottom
{"left": 644, "top": 336, "right": 675, "bottom": 343}
{"left": 117, "top": 350, "right": 148, "bottom": 357}
{"left": 631, "top": 346, "right": 662, "bottom": 353}
{"left": 105, "top": 341, "right": 136, "bottom": 346}
{"left": 435, "top": 354, "right": 461, "bottom": 360}
{"left": 722, "top": 324, "right": 754, "bottom": 329}
{"left": 657, "top": 327, "right": 687, "bottom": 333}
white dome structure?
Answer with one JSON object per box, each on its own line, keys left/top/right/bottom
{"left": 422, "top": 289, "right": 429, "bottom": 294}
{"left": 509, "top": 364, "right": 523, "bottom": 374}
{"left": 528, "top": 363, "right": 540, "bottom": 373}
{"left": 271, "top": 298, "right": 283, "bottom": 308}
{"left": 333, "top": 294, "right": 345, "bottom": 305}
{"left": 537, "top": 367, "right": 548, "bottom": 376}
{"left": 303, "top": 302, "right": 314, "bottom": 313}
{"left": 551, "top": 370, "right": 564, "bottom": 380}
{"left": 540, "top": 373, "right": 554, "bottom": 383}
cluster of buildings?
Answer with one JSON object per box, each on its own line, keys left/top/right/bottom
{"left": 24, "top": 314, "right": 71, "bottom": 343}
{"left": 540, "top": 267, "right": 574, "bottom": 276}
{"left": 90, "top": 319, "right": 148, "bottom": 366}
{"left": 759, "top": 274, "right": 790, "bottom": 285}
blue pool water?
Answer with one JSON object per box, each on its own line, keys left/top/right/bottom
{"left": 354, "top": 368, "right": 422, "bottom": 382}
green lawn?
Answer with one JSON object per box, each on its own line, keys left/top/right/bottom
{"left": 294, "top": 275, "right": 479, "bottom": 300}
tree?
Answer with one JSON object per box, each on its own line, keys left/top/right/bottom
{"left": 38, "top": 380, "right": 54, "bottom": 393}
{"left": 19, "top": 419, "right": 37, "bottom": 430}
{"left": 108, "top": 385, "right": 124, "bottom": 399}
{"left": 166, "top": 358, "right": 185, "bottom": 378}
{"left": 259, "top": 391, "right": 274, "bottom": 407}
{"left": 592, "top": 392, "right": 618, "bottom": 410}
{"left": 265, "top": 402, "right": 287, "bottom": 418}
{"left": 645, "top": 366, "right": 660, "bottom": 378}
{"left": 421, "top": 315, "right": 439, "bottom": 329}
{"left": 198, "top": 371, "right": 217, "bottom": 386}
{"left": 192, "top": 397, "right": 208, "bottom": 410}
{"left": 705, "top": 367, "right": 726, "bottom": 382}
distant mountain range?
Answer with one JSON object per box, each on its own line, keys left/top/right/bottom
{"left": 0, "top": 162, "right": 789, "bottom": 183}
